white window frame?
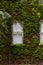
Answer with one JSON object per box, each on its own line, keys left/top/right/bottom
{"left": 12, "top": 22, "right": 23, "bottom": 44}
{"left": 40, "top": 20, "right": 43, "bottom": 45}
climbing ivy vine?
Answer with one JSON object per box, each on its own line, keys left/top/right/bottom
{"left": 0, "top": 0, "right": 43, "bottom": 64}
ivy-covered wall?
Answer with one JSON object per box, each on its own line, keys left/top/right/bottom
{"left": 0, "top": 0, "right": 43, "bottom": 64}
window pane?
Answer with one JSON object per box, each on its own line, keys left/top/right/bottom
{"left": 13, "top": 22, "right": 23, "bottom": 32}
{"left": 13, "top": 34, "right": 17, "bottom": 44}
{"left": 17, "top": 34, "right": 23, "bottom": 44}
{"left": 40, "top": 22, "right": 43, "bottom": 33}
{"left": 13, "top": 34, "right": 23, "bottom": 44}
{"left": 40, "top": 33, "right": 43, "bottom": 43}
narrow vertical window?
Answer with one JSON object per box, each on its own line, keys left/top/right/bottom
{"left": 40, "top": 20, "right": 43, "bottom": 44}
{"left": 12, "top": 22, "right": 23, "bottom": 44}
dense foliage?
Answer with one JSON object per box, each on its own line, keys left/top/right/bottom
{"left": 0, "top": 0, "right": 43, "bottom": 64}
